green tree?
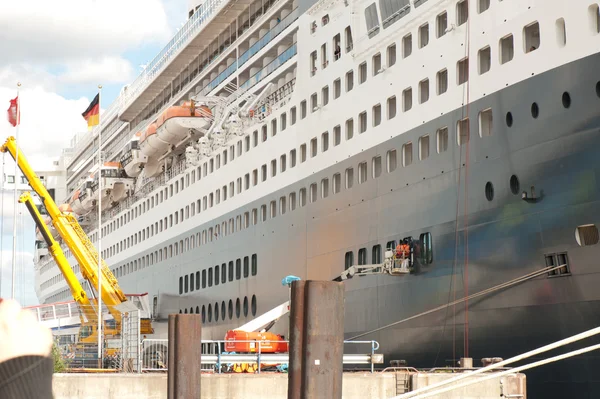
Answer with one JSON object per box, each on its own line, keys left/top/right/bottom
{"left": 51, "top": 343, "right": 67, "bottom": 373}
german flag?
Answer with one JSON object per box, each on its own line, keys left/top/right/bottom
{"left": 82, "top": 93, "right": 99, "bottom": 129}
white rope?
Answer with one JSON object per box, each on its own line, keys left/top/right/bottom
{"left": 348, "top": 264, "right": 565, "bottom": 340}
{"left": 392, "top": 342, "right": 600, "bottom": 399}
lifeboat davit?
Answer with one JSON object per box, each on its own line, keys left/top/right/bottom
{"left": 155, "top": 101, "right": 212, "bottom": 145}
{"left": 71, "top": 180, "right": 95, "bottom": 215}
{"left": 90, "top": 162, "right": 135, "bottom": 209}
{"left": 121, "top": 131, "right": 147, "bottom": 178}
{"left": 139, "top": 122, "right": 168, "bottom": 159}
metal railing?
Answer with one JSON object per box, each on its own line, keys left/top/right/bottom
{"left": 241, "top": 43, "right": 297, "bottom": 90}
{"left": 119, "top": 0, "right": 225, "bottom": 112}
{"left": 238, "top": 8, "right": 299, "bottom": 67}
{"left": 140, "top": 338, "right": 381, "bottom": 373}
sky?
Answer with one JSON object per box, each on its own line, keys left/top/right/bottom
{"left": 0, "top": 0, "right": 188, "bottom": 305}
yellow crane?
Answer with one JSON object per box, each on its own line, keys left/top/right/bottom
{"left": 1, "top": 136, "right": 153, "bottom": 366}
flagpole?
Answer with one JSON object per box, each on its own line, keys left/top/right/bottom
{"left": 11, "top": 82, "right": 21, "bottom": 300}
{"left": 97, "top": 84, "right": 103, "bottom": 367}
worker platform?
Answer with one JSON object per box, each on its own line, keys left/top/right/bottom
{"left": 25, "top": 294, "right": 152, "bottom": 333}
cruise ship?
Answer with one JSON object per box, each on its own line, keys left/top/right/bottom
{"left": 32, "top": 0, "right": 600, "bottom": 396}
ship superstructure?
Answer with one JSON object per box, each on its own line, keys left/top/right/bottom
{"left": 34, "top": 0, "right": 600, "bottom": 396}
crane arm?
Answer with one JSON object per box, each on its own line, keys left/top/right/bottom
{"left": 0, "top": 136, "right": 128, "bottom": 324}
{"left": 20, "top": 192, "right": 98, "bottom": 325}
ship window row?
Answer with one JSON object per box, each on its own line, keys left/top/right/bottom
{"left": 344, "top": 233, "right": 433, "bottom": 270}
{"left": 180, "top": 295, "right": 257, "bottom": 325}
{"left": 310, "top": 25, "right": 353, "bottom": 76}
{"left": 86, "top": 2, "right": 577, "bottom": 260}
{"left": 178, "top": 254, "right": 258, "bottom": 295}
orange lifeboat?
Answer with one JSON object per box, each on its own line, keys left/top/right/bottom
{"left": 139, "top": 122, "right": 169, "bottom": 158}
{"left": 155, "top": 101, "right": 212, "bottom": 144}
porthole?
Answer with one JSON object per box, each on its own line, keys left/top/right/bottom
{"left": 506, "top": 112, "right": 513, "bottom": 127}
{"left": 243, "top": 296, "right": 249, "bottom": 317}
{"left": 576, "top": 225, "right": 599, "bottom": 246}
{"left": 251, "top": 295, "right": 257, "bottom": 316}
{"left": 596, "top": 81, "right": 600, "bottom": 98}
{"left": 531, "top": 102, "right": 539, "bottom": 118}
{"left": 228, "top": 299, "right": 233, "bottom": 320}
{"left": 485, "top": 182, "right": 494, "bottom": 201}
{"left": 510, "top": 175, "right": 520, "bottom": 195}
{"left": 562, "top": 92, "right": 571, "bottom": 108}
{"left": 235, "top": 298, "right": 241, "bottom": 318}
{"left": 221, "top": 301, "right": 226, "bottom": 321}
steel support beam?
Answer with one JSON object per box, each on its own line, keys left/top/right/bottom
{"left": 168, "top": 314, "right": 202, "bottom": 399}
{"left": 288, "top": 280, "right": 344, "bottom": 399}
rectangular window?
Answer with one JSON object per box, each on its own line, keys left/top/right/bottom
{"left": 479, "top": 108, "right": 493, "bottom": 137}
{"left": 402, "top": 142, "right": 413, "bottom": 166}
{"left": 321, "top": 42, "right": 328, "bottom": 68}
{"left": 358, "top": 248, "right": 367, "bottom": 265}
{"left": 311, "top": 93, "right": 318, "bottom": 112}
{"left": 290, "top": 149, "right": 297, "bottom": 167}
{"left": 387, "top": 44, "right": 396, "bottom": 67}
{"left": 387, "top": 149, "right": 397, "bottom": 173}
{"left": 359, "top": 111, "right": 367, "bottom": 133}
{"left": 457, "top": 0, "right": 468, "bottom": 26}
{"left": 358, "top": 162, "right": 368, "bottom": 184}
{"left": 299, "top": 188, "right": 307, "bottom": 207}
{"left": 236, "top": 259, "right": 242, "bottom": 280}
{"left": 261, "top": 164, "right": 267, "bottom": 182}
{"left": 300, "top": 144, "right": 307, "bottom": 163}
{"left": 372, "top": 53, "right": 382, "bottom": 76}
{"left": 365, "top": 3, "right": 380, "bottom": 38}
{"left": 402, "top": 33, "right": 412, "bottom": 58}
{"left": 334, "top": 125, "right": 341, "bottom": 146}
{"left": 437, "top": 11, "right": 448, "bottom": 38}
{"left": 310, "top": 137, "right": 318, "bottom": 157}
{"left": 289, "top": 192, "right": 297, "bottom": 211}
{"left": 372, "top": 156, "right": 382, "bottom": 178}
{"left": 229, "top": 261, "right": 234, "bottom": 282}
{"left": 346, "top": 70, "right": 354, "bottom": 92}
{"left": 524, "top": 21, "right": 540, "bottom": 53}
{"left": 359, "top": 62, "right": 367, "bottom": 84}
{"left": 402, "top": 87, "right": 412, "bottom": 112}
{"left": 372, "top": 104, "right": 381, "bottom": 127}
{"left": 419, "top": 232, "right": 433, "bottom": 264}
{"left": 346, "top": 118, "right": 354, "bottom": 140}
{"left": 345, "top": 251, "right": 354, "bottom": 270}
{"left": 280, "top": 154, "right": 287, "bottom": 173}
{"left": 333, "top": 78, "right": 341, "bottom": 99}
{"left": 251, "top": 254, "right": 258, "bottom": 276}
{"left": 345, "top": 167, "right": 354, "bottom": 189}
{"left": 291, "top": 107, "right": 297, "bottom": 124}
{"left": 500, "top": 34, "right": 514, "bottom": 64}
{"left": 310, "top": 183, "right": 318, "bottom": 203}
{"left": 478, "top": 46, "right": 491, "bottom": 75}
{"left": 437, "top": 69, "right": 448, "bottom": 95}
{"left": 322, "top": 86, "right": 329, "bottom": 106}
{"left": 457, "top": 57, "right": 469, "bottom": 85}
{"left": 333, "top": 173, "right": 341, "bottom": 194}
{"left": 301, "top": 100, "right": 307, "bottom": 119}
{"left": 322, "top": 131, "right": 329, "bottom": 152}
{"left": 419, "top": 135, "right": 430, "bottom": 160}
{"left": 280, "top": 196, "right": 287, "bottom": 214}
{"left": 208, "top": 268, "right": 213, "bottom": 287}
{"left": 556, "top": 18, "right": 566, "bottom": 47}
{"left": 271, "top": 118, "right": 277, "bottom": 136}
{"left": 419, "top": 79, "right": 429, "bottom": 104}
{"left": 271, "top": 159, "right": 277, "bottom": 177}
{"left": 457, "top": 118, "right": 470, "bottom": 146}
{"left": 321, "top": 178, "right": 329, "bottom": 198}
{"left": 387, "top": 96, "right": 397, "bottom": 119}
{"left": 419, "top": 23, "right": 429, "bottom": 48}
{"left": 478, "top": 0, "right": 490, "bottom": 13}
{"left": 372, "top": 244, "right": 381, "bottom": 264}
{"left": 345, "top": 26, "right": 354, "bottom": 52}
{"left": 437, "top": 127, "right": 449, "bottom": 153}
{"left": 243, "top": 256, "right": 250, "bottom": 278}
{"left": 270, "top": 200, "right": 276, "bottom": 218}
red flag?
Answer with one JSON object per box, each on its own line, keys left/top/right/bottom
{"left": 7, "top": 96, "right": 19, "bottom": 127}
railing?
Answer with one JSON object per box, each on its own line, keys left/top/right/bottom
{"left": 238, "top": 8, "right": 299, "bottom": 67}
{"left": 119, "top": 0, "right": 225, "bottom": 112}
{"left": 201, "top": 61, "right": 239, "bottom": 96}
{"left": 141, "top": 339, "right": 381, "bottom": 373}
{"left": 241, "top": 43, "right": 297, "bottom": 90}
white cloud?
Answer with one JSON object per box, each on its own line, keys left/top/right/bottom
{"left": 0, "top": 1, "right": 171, "bottom": 66}
{"left": 0, "top": 84, "right": 89, "bottom": 164}
{"left": 60, "top": 56, "right": 134, "bottom": 85}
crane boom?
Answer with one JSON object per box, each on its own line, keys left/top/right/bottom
{"left": 0, "top": 136, "right": 132, "bottom": 325}
{"left": 19, "top": 191, "right": 98, "bottom": 325}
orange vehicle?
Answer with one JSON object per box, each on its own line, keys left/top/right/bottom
{"left": 224, "top": 330, "right": 288, "bottom": 353}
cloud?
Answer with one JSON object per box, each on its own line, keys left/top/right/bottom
{"left": 0, "top": 84, "right": 89, "bottom": 164}
{"left": 0, "top": 1, "right": 171, "bottom": 66}
{"left": 59, "top": 56, "right": 134, "bottom": 85}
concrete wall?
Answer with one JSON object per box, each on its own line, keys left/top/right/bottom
{"left": 52, "top": 373, "right": 397, "bottom": 399}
